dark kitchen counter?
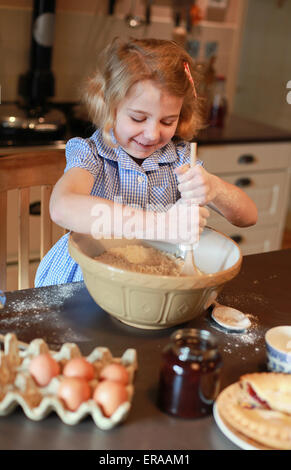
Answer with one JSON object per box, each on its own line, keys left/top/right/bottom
{"left": 0, "top": 248, "right": 291, "bottom": 451}
{"left": 197, "top": 114, "right": 291, "bottom": 146}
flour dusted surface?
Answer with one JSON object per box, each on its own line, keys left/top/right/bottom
{"left": 0, "top": 283, "right": 89, "bottom": 347}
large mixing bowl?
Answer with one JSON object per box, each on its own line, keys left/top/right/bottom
{"left": 68, "top": 227, "right": 242, "bottom": 329}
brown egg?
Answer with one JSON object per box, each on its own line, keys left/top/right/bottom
{"left": 93, "top": 380, "right": 128, "bottom": 417}
{"left": 100, "top": 363, "right": 129, "bottom": 385}
{"left": 63, "top": 357, "right": 95, "bottom": 381}
{"left": 58, "top": 377, "right": 91, "bottom": 411}
{"left": 29, "top": 353, "right": 60, "bottom": 387}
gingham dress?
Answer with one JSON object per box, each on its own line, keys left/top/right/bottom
{"left": 34, "top": 128, "right": 201, "bottom": 287}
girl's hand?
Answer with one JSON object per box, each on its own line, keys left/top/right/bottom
{"left": 175, "top": 164, "right": 219, "bottom": 206}
{"left": 175, "top": 163, "right": 258, "bottom": 227}
{"left": 155, "top": 200, "right": 209, "bottom": 246}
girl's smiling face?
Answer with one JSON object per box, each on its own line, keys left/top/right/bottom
{"left": 114, "top": 80, "right": 183, "bottom": 160}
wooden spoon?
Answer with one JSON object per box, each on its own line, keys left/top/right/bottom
{"left": 181, "top": 143, "right": 201, "bottom": 276}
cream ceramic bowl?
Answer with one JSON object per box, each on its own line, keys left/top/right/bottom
{"left": 68, "top": 227, "right": 242, "bottom": 330}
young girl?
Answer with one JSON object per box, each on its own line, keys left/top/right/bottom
{"left": 35, "top": 38, "right": 257, "bottom": 287}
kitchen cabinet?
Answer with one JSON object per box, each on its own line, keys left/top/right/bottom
{"left": 198, "top": 141, "right": 291, "bottom": 255}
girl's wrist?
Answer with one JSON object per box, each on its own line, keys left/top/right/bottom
{"left": 209, "top": 173, "right": 222, "bottom": 205}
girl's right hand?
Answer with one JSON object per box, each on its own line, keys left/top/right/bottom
{"left": 155, "top": 200, "right": 209, "bottom": 246}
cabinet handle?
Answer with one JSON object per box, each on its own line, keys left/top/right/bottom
{"left": 238, "top": 154, "right": 255, "bottom": 165}
{"left": 29, "top": 201, "right": 41, "bottom": 216}
{"left": 235, "top": 177, "right": 252, "bottom": 188}
{"left": 230, "top": 234, "right": 244, "bottom": 244}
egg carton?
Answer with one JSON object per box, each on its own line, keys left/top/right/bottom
{"left": 0, "top": 333, "right": 137, "bottom": 429}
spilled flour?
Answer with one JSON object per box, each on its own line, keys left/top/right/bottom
{"left": 6, "top": 283, "right": 82, "bottom": 313}
{"left": 0, "top": 283, "right": 90, "bottom": 347}
{"left": 222, "top": 320, "right": 260, "bottom": 353}
{"left": 207, "top": 312, "right": 264, "bottom": 360}
{"left": 210, "top": 292, "right": 270, "bottom": 358}
{"left": 219, "top": 292, "right": 269, "bottom": 309}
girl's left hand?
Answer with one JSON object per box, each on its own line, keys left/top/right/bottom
{"left": 175, "top": 165, "right": 219, "bottom": 206}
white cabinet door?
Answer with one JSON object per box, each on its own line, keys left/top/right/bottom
{"left": 209, "top": 170, "right": 289, "bottom": 226}
{"left": 208, "top": 223, "right": 280, "bottom": 256}
{"left": 199, "top": 141, "right": 291, "bottom": 254}
{"left": 198, "top": 142, "right": 290, "bottom": 174}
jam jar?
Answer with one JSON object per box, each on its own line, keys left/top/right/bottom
{"left": 157, "top": 329, "right": 222, "bottom": 419}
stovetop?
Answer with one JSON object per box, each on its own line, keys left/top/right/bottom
{"left": 0, "top": 102, "right": 94, "bottom": 151}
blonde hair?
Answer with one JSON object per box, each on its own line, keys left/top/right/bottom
{"left": 82, "top": 37, "right": 205, "bottom": 146}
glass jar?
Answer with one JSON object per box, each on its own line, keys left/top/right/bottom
{"left": 209, "top": 76, "right": 228, "bottom": 127}
{"left": 157, "top": 329, "right": 222, "bottom": 419}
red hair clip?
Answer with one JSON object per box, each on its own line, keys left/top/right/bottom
{"left": 183, "top": 61, "right": 197, "bottom": 98}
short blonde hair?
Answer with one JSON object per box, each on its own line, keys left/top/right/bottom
{"left": 82, "top": 37, "right": 205, "bottom": 146}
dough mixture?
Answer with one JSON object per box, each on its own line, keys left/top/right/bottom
{"left": 95, "top": 245, "right": 183, "bottom": 276}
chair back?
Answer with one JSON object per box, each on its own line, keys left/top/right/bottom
{"left": 0, "top": 150, "right": 65, "bottom": 291}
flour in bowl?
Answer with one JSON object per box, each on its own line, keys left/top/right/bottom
{"left": 95, "top": 245, "right": 183, "bottom": 276}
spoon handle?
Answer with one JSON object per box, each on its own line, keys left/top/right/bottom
{"left": 180, "top": 142, "right": 200, "bottom": 276}
{"left": 190, "top": 142, "right": 197, "bottom": 167}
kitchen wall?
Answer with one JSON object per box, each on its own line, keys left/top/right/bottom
{"left": 233, "top": 0, "right": 291, "bottom": 133}
{"left": 2, "top": 0, "right": 290, "bottom": 126}
{"left": 233, "top": 0, "right": 291, "bottom": 223}
{"left": 0, "top": 0, "right": 243, "bottom": 106}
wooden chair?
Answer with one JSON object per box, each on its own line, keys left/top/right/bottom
{"left": 0, "top": 149, "right": 66, "bottom": 291}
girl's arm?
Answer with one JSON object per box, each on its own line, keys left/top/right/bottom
{"left": 50, "top": 167, "right": 102, "bottom": 233}
{"left": 50, "top": 167, "right": 209, "bottom": 243}
{"left": 175, "top": 165, "right": 258, "bottom": 227}
{"left": 50, "top": 168, "right": 144, "bottom": 236}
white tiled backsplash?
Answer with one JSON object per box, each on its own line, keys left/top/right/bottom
{"left": 0, "top": 3, "right": 236, "bottom": 103}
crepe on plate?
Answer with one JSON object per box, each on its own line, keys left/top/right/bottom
{"left": 216, "top": 373, "right": 291, "bottom": 450}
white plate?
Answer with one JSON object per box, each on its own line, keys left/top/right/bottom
{"left": 213, "top": 403, "right": 259, "bottom": 450}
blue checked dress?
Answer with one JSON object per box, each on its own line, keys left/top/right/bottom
{"left": 35, "top": 128, "right": 202, "bottom": 287}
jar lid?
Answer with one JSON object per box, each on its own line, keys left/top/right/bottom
{"left": 171, "top": 328, "right": 219, "bottom": 361}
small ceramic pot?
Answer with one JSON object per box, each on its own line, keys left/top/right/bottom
{"left": 265, "top": 326, "right": 291, "bottom": 373}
